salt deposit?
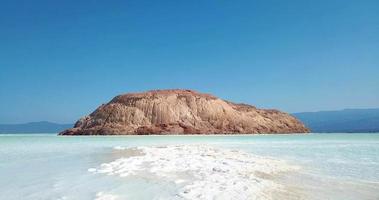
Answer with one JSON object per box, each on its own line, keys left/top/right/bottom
{"left": 94, "top": 192, "right": 118, "bottom": 200}
{"left": 90, "top": 145, "right": 299, "bottom": 200}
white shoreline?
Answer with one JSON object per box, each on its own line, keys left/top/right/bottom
{"left": 89, "top": 144, "right": 299, "bottom": 200}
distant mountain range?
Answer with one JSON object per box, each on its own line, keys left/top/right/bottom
{"left": 293, "top": 108, "right": 379, "bottom": 133}
{"left": 1, "top": 108, "right": 378, "bottom": 133}
{"left": 0, "top": 121, "right": 73, "bottom": 134}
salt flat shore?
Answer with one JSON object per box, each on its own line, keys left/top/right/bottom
{"left": 89, "top": 145, "right": 299, "bottom": 200}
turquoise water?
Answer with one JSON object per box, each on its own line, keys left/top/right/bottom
{"left": 0, "top": 133, "right": 378, "bottom": 200}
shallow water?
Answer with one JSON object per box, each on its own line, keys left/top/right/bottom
{"left": 0, "top": 133, "right": 378, "bottom": 200}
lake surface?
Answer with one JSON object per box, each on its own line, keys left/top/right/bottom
{"left": 0, "top": 133, "right": 378, "bottom": 200}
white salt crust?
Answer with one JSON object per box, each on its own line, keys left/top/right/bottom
{"left": 89, "top": 145, "right": 298, "bottom": 200}
{"left": 94, "top": 192, "right": 117, "bottom": 200}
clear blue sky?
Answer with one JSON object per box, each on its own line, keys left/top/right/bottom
{"left": 0, "top": 0, "right": 378, "bottom": 123}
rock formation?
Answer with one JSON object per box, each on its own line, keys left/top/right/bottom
{"left": 59, "top": 89, "right": 309, "bottom": 135}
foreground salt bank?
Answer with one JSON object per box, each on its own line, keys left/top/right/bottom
{"left": 60, "top": 89, "right": 309, "bottom": 135}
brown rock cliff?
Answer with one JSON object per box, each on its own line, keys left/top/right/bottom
{"left": 59, "top": 89, "right": 309, "bottom": 135}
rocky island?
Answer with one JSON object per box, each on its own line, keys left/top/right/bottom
{"left": 59, "top": 89, "right": 309, "bottom": 135}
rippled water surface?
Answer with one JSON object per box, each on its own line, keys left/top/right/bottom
{"left": 0, "top": 133, "right": 378, "bottom": 200}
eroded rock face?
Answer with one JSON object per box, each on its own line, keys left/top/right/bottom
{"left": 59, "top": 89, "right": 309, "bottom": 135}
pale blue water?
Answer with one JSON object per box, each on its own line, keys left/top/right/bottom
{"left": 0, "top": 133, "right": 378, "bottom": 200}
